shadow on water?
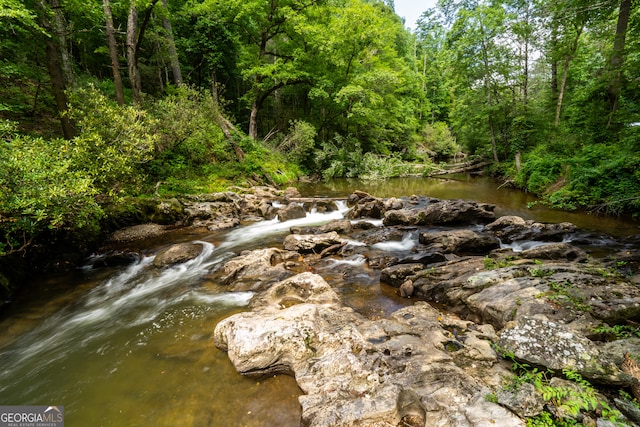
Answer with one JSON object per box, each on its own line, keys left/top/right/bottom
{"left": 0, "top": 175, "right": 637, "bottom": 426}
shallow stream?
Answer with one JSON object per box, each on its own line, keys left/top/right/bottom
{"left": 0, "top": 176, "right": 637, "bottom": 426}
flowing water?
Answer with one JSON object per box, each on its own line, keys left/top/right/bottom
{"left": 0, "top": 176, "right": 637, "bottom": 426}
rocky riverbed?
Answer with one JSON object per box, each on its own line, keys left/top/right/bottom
{"left": 108, "top": 186, "right": 640, "bottom": 426}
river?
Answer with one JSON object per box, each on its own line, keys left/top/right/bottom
{"left": 0, "top": 176, "right": 637, "bottom": 426}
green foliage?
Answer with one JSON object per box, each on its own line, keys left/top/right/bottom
{"left": 499, "top": 352, "right": 625, "bottom": 426}
{"left": 540, "top": 281, "right": 591, "bottom": 312}
{"left": 516, "top": 147, "right": 567, "bottom": 195}
{"left": 0, "top": 130, "right": 102, "bottom": 256}
{"left": 311, "top": 134, "right": 410, "bottom": 180}
{"left": 66, "top": 86, "right": 156, "bottom": 195}
{"left": 146, "top": 86, "right": 231, "bottom": 179}
{"left": 483, "top": 256, "right": 513, "bottom": 270}
{"left": 418, "top": 121, "right": 461, "bottom": 161}
{"left": 269, "top": 120, "right": 317, "bottom": 165}
{"left": 592, "top": 324, "right": 640, "bottom": 341}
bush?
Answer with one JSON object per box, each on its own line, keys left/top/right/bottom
{"left": 67, "top": 86, "right": 156, "bottom": 195}
{"left": 418, "top": 121, "right": 461, "bottom": 161}
{"left": 270, "top": 120, "right": 317, "bottom": 165}
{"left": 0, "top": 131, "right": 102, "bottom": 256}
{"left": 516, "top": 148, "right": 567, "bottom": 194}
{"left": 147, "top": 86, "right": 231, "bottom": 179}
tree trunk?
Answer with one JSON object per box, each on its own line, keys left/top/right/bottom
{"left": 160, "top": 0, "right": 183, "bottom": 86}
{"left": 103, "top": 0, "right": 125, "bottom": 105}
{"left": 554, "top": 23, "right": 583, "bottom": 128}
{"left": 50, "top": 0, "right": 74, "bottom": 87}
{"left": 249, "top": 100, "right": 259, "bottom": 139}
{"left": 39, "top": 0, "right": 75, "bottom": 139}
{"left": 607, "top": 0, "right": 632, "bottom": 119}
{"left": 127, "top": 4, "right": 142, "bottom": 104}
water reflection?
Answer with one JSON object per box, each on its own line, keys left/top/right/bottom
{"left": 298, "top": 176, "right": 639, "bottom": 236}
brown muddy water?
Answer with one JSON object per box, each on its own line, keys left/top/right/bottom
{"left": 0, "top": 176, "right": 637, "bottom": 426}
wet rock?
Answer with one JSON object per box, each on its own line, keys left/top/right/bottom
{"left": 290, "top": 219, "right": 353, "bottom": 235}
{"left": 498, "top": 317, "right": 625, "bottom": 384}
{"left": 284, "top": 187, "right": 302, "bottom": 198}
{"left": 109, "top": 223, "right": 167, "bottom": 243}
{"left": 214, "top": 248, "right": 300, "bottom": 291}
{"left": 301, "top": 199, "right": 340, "bottom": 213}
{"left": 215, "top": 274, "right": 518, "bottom": 427}
{"left": 283, "top": 232, "right": 343, "bottom": 253}
{"left": 152, "top": 242, "right": 203, "bottom": 268}
{"left": 276, "top": 202, "right": 306, "bottom": 221}
{"left": 399, "top": 280, "right": 414, "bottom": 297}
{"left": 417, "top": 199, "right": 496, "bottom": 225}
{"left": 516, "top": 242, "right": 587, "bottom": 262}
{"left": 419, "top": 229, "right": 500, "bottom": 255}
{"left": 380, "top": 263, "right": 425, "bottom": 287}
{"left": 383, "top": 209, "right": 421, "bottom": 226}
{"left": 253, "top": 272, "right": 342, "bottom": 310}
{"left": 90, "top": 251, "right": 139, "bottom": 268}
{"left": 348, "top": 197, "right": 387, "bottom": 219}
{"left": 184, "top": 200, "right": 240, "bottom": 221}
{"left": 485, "top": 215, "right": 577, "bottom": 243}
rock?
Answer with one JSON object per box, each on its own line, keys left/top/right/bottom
{"left": 485, "top": 215, "right": 577, "bottom": 243}
{"left": 348, "top": 197, "right": 387, "bottom": 219}
{"left": 419, "top": 229, "right": 500, "bottom": 255}
{"left": 184, "top": 200, "right": 239, "bottom": 221}
{"left": 90, "top": 251, "right": 139, "bottom": 268}
{"left": 498, "top": 317, "right": 625, "bottom": 384}
{"left": 496, "top": 382, "right": 545, "bottom": 418}
{"left": 417, "top": 199, "right": 496, "bottom": 225}
{"left": 614, "top": 398, "right": 640, "bottom": 424}
{"left": 399, "top": 280, "right": 414, "bottom": 297}
{"left": 380, "top": 263, "right": 425, "bottom": 287}
{"left": 290, "top": 219, "right": 353, "bottom": 235}
{"left": 152, "top": 242, "right": 203, "bottom": 268}
{"left": 277, "top": 203, "right": 306, "bottom": 221}
{"left": 284, "top": 187, "right": 302, "bottom": 198}
{"left": 283, "top": 232, "right": 343, "bottom": 253}
{"left": 396, "top": 388, "right": 426, "bottom": 427}
{"left": 109, "top": 223, "right": 167, "bottom": 243}
{"left": 214, "top": 248, "right": 300, "bottom": 291}
{"left": 383, "top": 209, "right": 421, "bottom": 226}
{"left": 516, "top": 242, "right": 587, "bottom": 262}
{"left": 254, "top": 272, "right": 342, "bottom": 310}
{"left": 216, "top": 280, "right": 517, "bottom": 427}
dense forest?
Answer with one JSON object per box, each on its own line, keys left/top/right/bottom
{"left": 1, "top": 0, "right": 639, "bottom": 265}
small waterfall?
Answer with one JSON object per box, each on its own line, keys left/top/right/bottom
{"left": 372, "top": 232, "right": 416, "bottom": 251}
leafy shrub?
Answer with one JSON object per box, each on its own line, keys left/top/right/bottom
{"left": 516, "top": 148, "right": 567, "bottom": 194}
{"left": 271, "top": 120, "right": 317, "bottom": 165}
{"left": 67, "top": 85, "right": 156, "bottom": 195}
{"left": 0, "top": 132, "right": 102, "bottom": 256}
{"left": 418, "top": 121, "right": 461, "bottom": 161}
{"left": 148, "top": 86, "right": 231, "bottom": 178}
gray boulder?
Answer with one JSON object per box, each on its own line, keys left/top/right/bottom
{"left": 498, "top": 317, "right": 626, "bottom": 384}
{"left": 152, "top": 242, "right": 203, "bottom": 268}
{"left": 283, "top": 232, "right": 343, "bottom": 253}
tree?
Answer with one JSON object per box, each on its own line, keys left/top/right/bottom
{"left": 606, "top": 0, "right": 632, "bottom": 120}
{"left": 38, "top": 0, "right": 76, "bottom": 138}
{"left": 103, "top": 0, "right": 125, "bottom": 105}
{"left": 126, "top": 0, "right": 159, "bottom": 104}
{"left": 159, "top": 0, "right": 183, "bottom": 87}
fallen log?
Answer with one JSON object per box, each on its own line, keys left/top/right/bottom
{"left": 427, "top": 160, "right": 492, "bottom": 177}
